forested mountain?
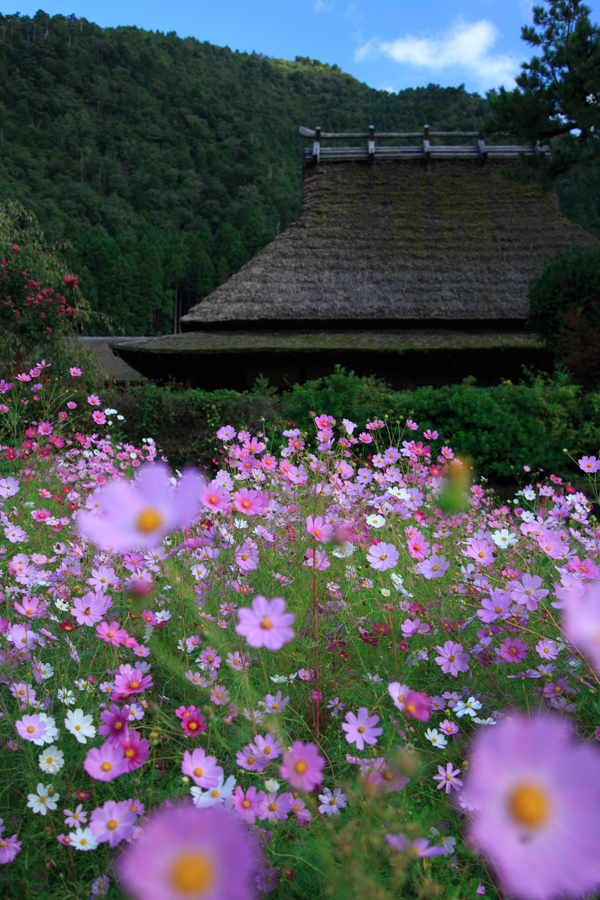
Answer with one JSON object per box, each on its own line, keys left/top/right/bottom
{"left": 0, "top": 10, "right": 598, "bottom": 335}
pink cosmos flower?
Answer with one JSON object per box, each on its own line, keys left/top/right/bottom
{"left": 434, "top": 641, "right": 469, "bottom": 677}
{"left": 235, "top": 541, "right": 259, "bottom": 572}
{"left": 403, "top": 690, "right": 432, "bottom": 722}
{"left": 77, "top": 463, "right": 205, "bottom": 551}
{"left": 407, "top": 531, "right": 430, "bottom": 561}
{"left": 90, "top": 799, "right": 136, "bottom": 848}
{"left": 420, "top": 554, "right": 449, "bottom": 578}
{"left": 511, "top": 574, "right": 549, "bottom": 611}
{"left": 460, "top": 713, "right": 600, "bottom": 900}
{"left": 199, "top": 480, "right": 230, "bottom": 513}
{"left": 386, "top": 834, "right": 446, "bottom": 857}
{"left": 578, "top": 455, "right": 600, "bottom": 473}
{"left": 498, "top": 636, "right": 528, "bottom": 663}
{"left": 279, "top": 741, "right": 325, "bottom": 791}
{"left": 306, "top": 515, "right": 334, "bottom": 543}
{"left": 112, "top": 665, "right": 153, "bottom": 698}
{"left": 98, "top": 705, "right": 130, "bottom": 745}
{"left": 15, "top": 713, "right": 57, "bottom": 746}
{"left": 366, "top": 541, "right": 399, "bottom": 571}
{"left": 433, "top": 762, "right": 463, "bottom": 794}
{"left": 258, "top": 791, "right": 293, "bottom": 821}
{"left": 84, "top": 740, "right": 129, "bottom": 782}
{"left": 71, "top": 591, "right": 111, "bottom": 626}
{"left": 463, "top": 540, "right": 495, "bottom": 566}
{"left": 119, "top": 730, "right": 150, "bottom": 771}
{"left": 96, "top": 620, "right": 129, "bottom": 647}
{"left": 342, "top": 708, "right": 383, "bottom": 750}
{"left": 116, "top": 803, "right": 258, "bottom": 900}
{"left": 181, "top": 748, "right": 223, "bottom": 789}
{"left": 231, "top": 785, "right": 266, "bottom": 824}
{"left": 235, "top": 595, "right": 295, "bottom": 650}
{"left": 0, "top": 834, "right": 21, "bottom": 864}
{"left": 251, "top": 732, "right": 283, "bottom": 762}
{"left": 232, "top": 488, "right": 267, "bottom": 515}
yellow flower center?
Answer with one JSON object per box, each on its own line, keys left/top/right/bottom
{"left": 125, "top": 749, "right": 135, "bottom": 758}
{"left": 268, "top": 802, "right": 277, "bottom": 812}
{"left": 194, "top": 768, "right": 203, "bottom": 777}
{"left": 508, "top": 783, "right": 550, "bottom": 828}
{"left": 242, "top": 800, "right": 250, "bottom": 809}
{"left": 107, "top": 631, "right": 114, "bottom": 638}
{"left": 294, "top": 760, "right": 307, "bottom": 774}
{"left": 261, "top": 618, "right": 272, "bottom": 630}
{"left": 169, "top": 852, "right": 216, "bottom": 896}
{"left": 107, "top": 819, "right": 118, "bottom": 830}
{"left": 101, "top": 761, "right": 112, "bottom": 771}
{"left": 114, "top": 722, "right": 123, "bottom": 730}
{"left": 357, "top": 726, "right": 365, "bottom": 734}
{"left": 136, "top": 508, "right": 164, "bottom": 534}
{"left": 27, "top": 725, "right": 35, "bottom": 733}
{"left": 210, "top": 789, "right": 220, "bottom": 798}
{"left": 130, "top": 681, "right": 139, "bottom": 689}
{"left": 189, "top": 722, "right": 198, "bottom": 731}
{"left": 39, "top": 795, "right": 46, "bottom": 803}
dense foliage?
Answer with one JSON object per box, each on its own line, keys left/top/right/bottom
{"left": 80, "top": 367, "right": 600, "bottom": 482}
{"left": 527, "top": 244, "right": 600, "bottom": 385}
{"left": 0, "top": 10, "right": 598, "bottom": 335}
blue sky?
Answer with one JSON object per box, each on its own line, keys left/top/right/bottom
{"left": 6, "top": 0, "right": 600, "bottom": 96}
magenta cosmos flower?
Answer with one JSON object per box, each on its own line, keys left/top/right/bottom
{"left": 460, "top": 713, "right": 600, "bottom": 900}
{"left": 342, "top": 708, "right": 383, "bottom": 750}
{"left": 116, "top": 803, "right": 257, "bottom": 900}
{"left": 279, "top": 741, "right": 325, "bottom": 791}
{"left": 77, "top": 463, "right": 205, "bottom": 551}
{"left": 235, "top": 595, "right": 295, "bottom": 650}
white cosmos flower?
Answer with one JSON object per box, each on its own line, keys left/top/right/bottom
{"left": 191, "top": 775, "right": 236, "bottom": 808}
{"left": 454, "top": 697, "right": 482, "bottom": 718}
{"left": 27, "top": 783, "right": 59, "bottom": 816}
{"left": 424, "top": 728, "right": 448, "bottom": 750}
{"left": 366, "top": 514, "right": 386, "bottom": 529}
{"left": 69, "top": 827, "right": 99, "bottom": 851}
{"left": 65, "top": 708, "right": 96, "bottom": 744}
{"left": 264, "top": 779, "right": 280, "bottom": 793}
{"left": 38, "top": 745, "right": 64, "bottom": 774}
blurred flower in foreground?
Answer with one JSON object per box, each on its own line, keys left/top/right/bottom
{"left": 562, "top": 579, "right": 600, "bottom": 671}
{"left": 235, "top": 595, "right": 295, "bottom": 650}
{"left": 460, "top": 714, "right": 600, "bottom": 900}
{"left": 77, "top": 463, "right": 205, "bottom": 552}
{"left": 117, "top": 803, "right": 257, "bottom": 900}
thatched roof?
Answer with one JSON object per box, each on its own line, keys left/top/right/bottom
{"left": 181, "top": 158, "right": 598, "bottom": 330}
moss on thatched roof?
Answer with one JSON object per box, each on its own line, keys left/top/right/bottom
{"left": 181, "top": 159, "right": 598, "bottom": 330}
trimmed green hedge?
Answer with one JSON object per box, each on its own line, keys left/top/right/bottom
{"left": 98, "top": 367, "right": 599, "bottom": 481}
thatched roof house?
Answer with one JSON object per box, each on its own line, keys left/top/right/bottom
{"left": 113, "top": 129, "right": 598, "bottom": 388}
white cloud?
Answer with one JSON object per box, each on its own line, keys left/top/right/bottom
{"left": 354, "top": 19, "right": 521, "bottom": 90}
{"left": 313, "top": 0, "right": 334, "bottom": 12}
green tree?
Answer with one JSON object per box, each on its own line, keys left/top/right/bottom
{"left": 487, "top": 1, "right": 600, "bottom": 175}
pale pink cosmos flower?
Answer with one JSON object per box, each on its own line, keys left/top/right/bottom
{"left": 434, "top": 640, "right": 470, "bottom": 677}
{"left": 366, "top": 541, "right": 399, "bottom": 571}
{"left": 562, "top": 579, "right": 600, "bottom": 671}
{"left": 460, "top": 713, "right": 600, "bottom": 900}
{"left": 77, "top": 463, "right": 205, "bottom": 552}
{"left": 235, "top": 595, "right": 295, "bottom": 650}
{"left": 116, "top": 803, "right": 258, "bottom": 900}
{"left": 15, "top": 712, "right": 57, "bottom": 746}
{"left": 342, "top": 708, "right": 383, "bottom": 750}
{"left": 71, "top": 591, "right": 112, "bottom": 627}
{"left": 279, "top": 741, "right": 325, "bottom": 791}
{"left": 181, "top": 748, "right": 223, "bottom": 789}
{"left": 258, "top": 791, "right": 292, "bottom": 821}
{"left": 96, "top": 621, "right": 129, "bottom": 647}
{"left": 84, "top": 740, "right": 129, "bottom": 782}
{"left": 0, "top": 477, "right": 19, "bottom": 498}
{"left": 90, "top": 799, "right": 136, "bottom": 848}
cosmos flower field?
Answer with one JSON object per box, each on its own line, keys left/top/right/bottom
{"left": 2, "top": 363, "right": 600, "bottom": 900}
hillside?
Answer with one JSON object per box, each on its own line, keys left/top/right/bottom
{"left": 0, "top": 10, "right": 598, "bottom": 335}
